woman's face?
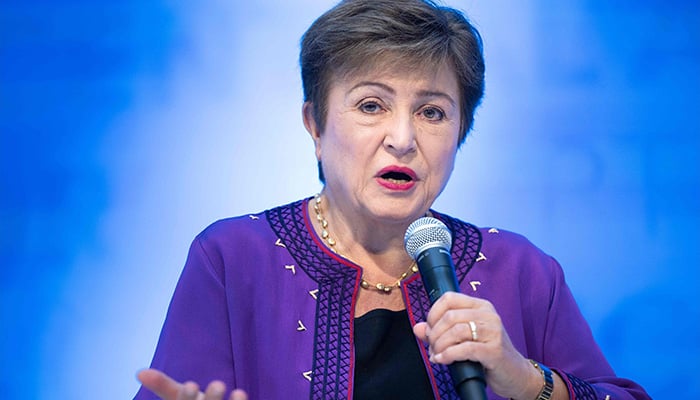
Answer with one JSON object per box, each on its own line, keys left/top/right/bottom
{"left": 304, "top": 64, "right": 462, "bottom": 227}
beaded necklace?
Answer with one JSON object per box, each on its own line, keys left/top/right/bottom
{"left": 313, "top": 193, "right": 418, "bottom": 293}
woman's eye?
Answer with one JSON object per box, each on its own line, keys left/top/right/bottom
{"left": 359, "top": 101, "right": 382, "bottom": 114}
{"left": 421, "top": 107, "right": 444, "bottom": 121}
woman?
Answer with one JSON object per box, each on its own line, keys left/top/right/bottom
{"left": 135, "top": 1, "right": 650, "bottom": 399}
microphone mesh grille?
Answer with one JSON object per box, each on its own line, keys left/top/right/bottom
{"left": 403, "top": 217, "right": 452, "bottom": 260}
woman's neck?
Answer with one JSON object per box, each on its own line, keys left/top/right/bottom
{"left": 310, "top": 192, "right": 416, "bottom": 274}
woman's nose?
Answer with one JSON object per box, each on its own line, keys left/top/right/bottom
{"left": 383, "top": 113, "right": 417, "bottom": 156}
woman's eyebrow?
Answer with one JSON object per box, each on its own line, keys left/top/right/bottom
{"left": 416, "top": 90, "right": 456, "bottom": 107}
{"left": 348, "top": 81, "right": 395, "bottom": 94}
{"left": 347, "top": 82, "right": 456, "bottom": 106}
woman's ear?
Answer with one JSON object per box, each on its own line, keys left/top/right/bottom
{"left": 302, "top": 102, "right": 322, "bottom": 160}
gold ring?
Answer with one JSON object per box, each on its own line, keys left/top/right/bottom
{"left": 469, "top": 320, "right": 478, "bottom": 341}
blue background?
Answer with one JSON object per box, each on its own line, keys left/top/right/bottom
{"left": 1, "top": 1, "right": 698, "bottom": 399}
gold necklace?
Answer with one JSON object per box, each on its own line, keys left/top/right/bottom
{"left": 313, "top": 193, "right": 418, "bottom": 293}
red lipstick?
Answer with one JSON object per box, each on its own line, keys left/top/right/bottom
{"left": 375, "top": 166, "right": 417, "bottom": 191}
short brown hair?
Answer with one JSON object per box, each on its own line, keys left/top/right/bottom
{"left": 300, "top": 0, "right": 485, "bottom": 143}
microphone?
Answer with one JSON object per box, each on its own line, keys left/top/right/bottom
{"left": 404, "top": 217, "right": 487, "bottom": 400}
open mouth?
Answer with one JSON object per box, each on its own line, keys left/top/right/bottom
{"left": 376, "top": 167, "right": 417, "bottom": 190}
{"left": 380, "top": 171, "right": 414, "bottom": 183}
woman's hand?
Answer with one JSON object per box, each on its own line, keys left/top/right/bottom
{"left": 412, "top": 292, "right": 545, "bottom": 400}
{"left": 137, "top": 369, "right": 248, "bottom": 400}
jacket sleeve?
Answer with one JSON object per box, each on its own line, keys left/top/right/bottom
{"left": 134, "top": 236, "right": 235, "bottom": 399}
{"left": 538, "top": 256, "right": 650, "bottom": 400}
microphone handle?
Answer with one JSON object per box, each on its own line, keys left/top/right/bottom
{"left": 416, "top": 247, "right": 488, "bottom": 400}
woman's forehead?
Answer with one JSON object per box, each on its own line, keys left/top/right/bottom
{"left": 332, "top": 58, "right": 457, "bottom": 88}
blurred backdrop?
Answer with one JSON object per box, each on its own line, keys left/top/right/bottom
{"left": 1, "top": 0, "right": 698, "bottom": 398}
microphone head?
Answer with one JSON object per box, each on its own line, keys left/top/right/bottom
{"left": 404, "top": 217, "right": 452, "bottom": 260}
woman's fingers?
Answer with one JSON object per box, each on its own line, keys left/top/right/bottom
{"left": 176, "top": 381, "right": 200, "bottom": 400}
{"left": 138, "top": 369, "right": 183, "bottom": 400}
{"left": 427, "top": 293, "right": 495, "bottom": 325}
{"left": 203, "top": 381, "right": 226, "bottom": 400}
{"left": 229, "top": 389, "right": 248, "bottom": 400}
{"left": 138, "top": 368, "right": 246, "bottom": 400}
{"left": 430, "top": 318, "right": 491, "bottom": 354}
{"left": 418, "top": 295, "right": 543, "bottom": 399}
{"left": 413, "top": 321, "right": 429, "bottom": 341}
{"left": 426, "top": 299, "right": 486, "bottom": 343}
{"left": 417, "top": 293, "right": 509, "bottom": 367}
{"left": 431, "top": 340, "right": 479, "bottom": 364}
{"left": 425, "top": 292, "right": 480, "bottom": 325}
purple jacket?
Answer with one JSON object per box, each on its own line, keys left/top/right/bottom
{"left": 135, "top": 198, "right": 649, "bottom": 399}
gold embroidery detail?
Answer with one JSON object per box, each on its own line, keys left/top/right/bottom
{"left": 284, "top": 264, "right": 296, "bottom": 275}
{"left": 302, "top": 370, "right": 313, "bottom": 381}
{"left": 248, "top": 215, "right": 259, "bottom": 220}
{"left": 476, "top": 252, "right": 487, "bottom": 262}
{"left": 297, "top": 320, "right": 306, "bottom": 331}
{"left": 469, "top": 281, "right": 481, "bottom": 291}
{"left": 309, "top": 289, "right": 319, "bottom": 300}
{"left": 488, "top": 228, "right": 499, "bottom": 233}
{"left": 275, "top": 238, "right": 286, "bottom": 248}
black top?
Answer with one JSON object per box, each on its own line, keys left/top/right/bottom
{"left": 353, "top": 308, "right": 434, "bottom": 399}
